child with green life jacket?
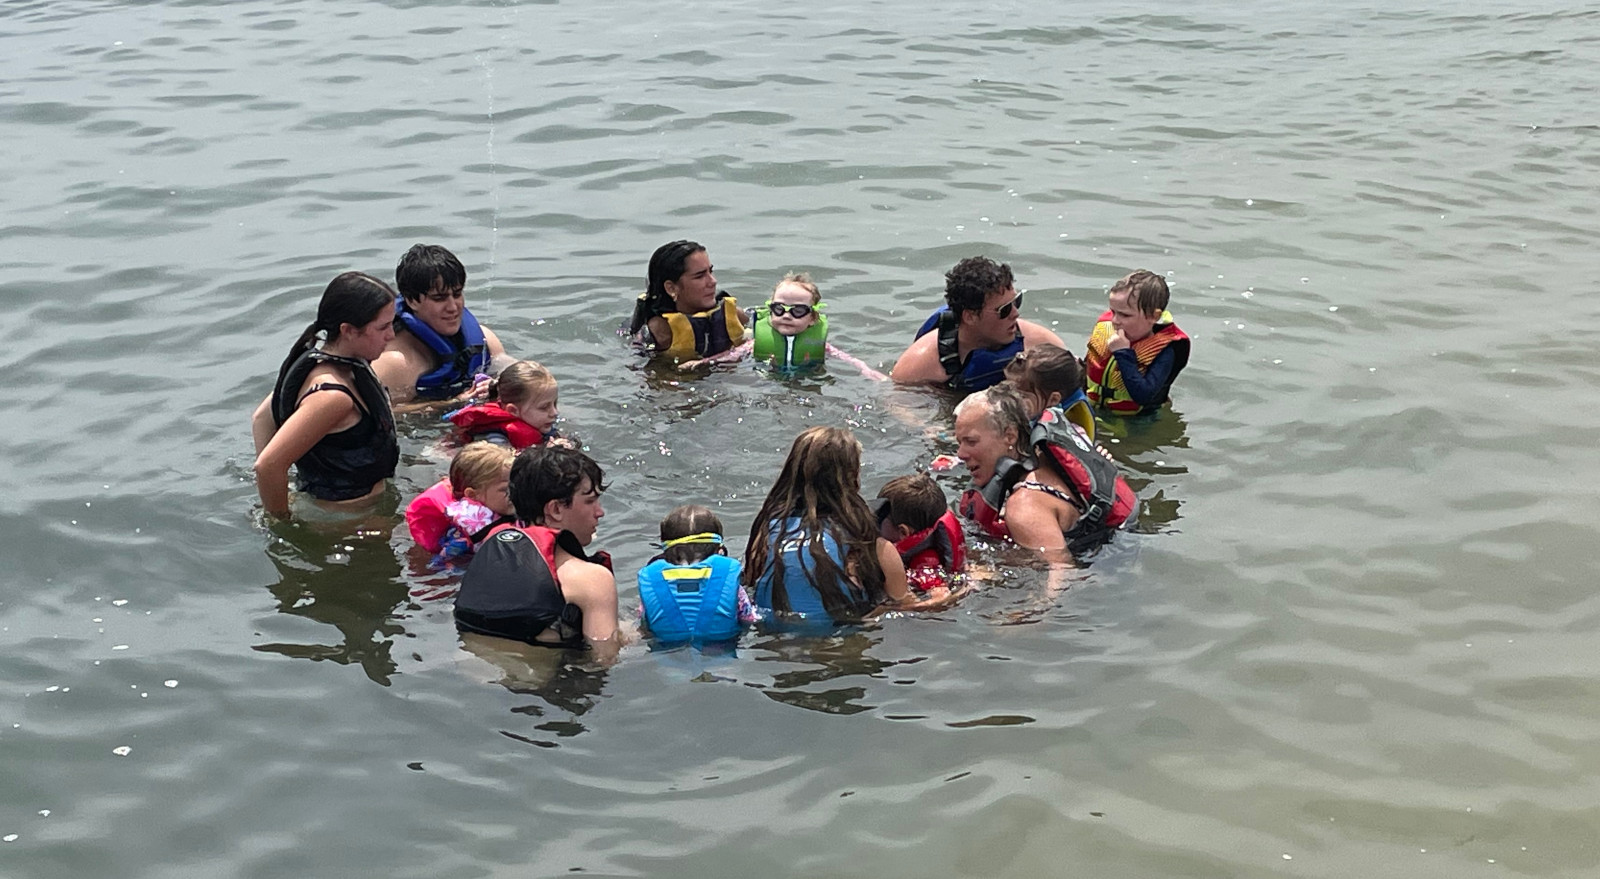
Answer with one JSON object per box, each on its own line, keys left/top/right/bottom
{"left": 679, "top": 273, "right": 887, "bottom": 379}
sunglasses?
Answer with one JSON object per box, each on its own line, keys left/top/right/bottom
{"left": 767, "top": 302, "right": 814, "bottom": 319}
{"left": 994, "top": 292, "right": 1023, "bottom": 319}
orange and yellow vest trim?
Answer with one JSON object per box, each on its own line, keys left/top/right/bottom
{"left": 1084, "top": 309, "right": 1190, "bottom": 415}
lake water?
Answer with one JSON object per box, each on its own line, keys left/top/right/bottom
{"left": 3, "top": 1, "right": 1598, "bottom": 876}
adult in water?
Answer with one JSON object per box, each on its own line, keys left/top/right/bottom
{"left": 890, "top": 256, "right": 1065, "bottom": 393}
{"left": 952, "top": 384, "right": 1138, "bottom": 562}
{"left": 374, "top": 243, "right": 506, "bottom": 406}
{"left": 454, "top": 444, "right": 622, "bottom": 662}
{"left": 744, "top": 425, "right": 938, "bottom": 626}
{"left": 628, "top": 239, "right": 748, "bottom": 363}
{"left": 251, "top": 272, "right": 401, "bottom": 518}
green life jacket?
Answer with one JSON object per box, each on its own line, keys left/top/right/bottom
{"left": 752, "top": 310, "right": 828, "bottom": 370}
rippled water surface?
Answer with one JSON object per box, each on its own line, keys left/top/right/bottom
{"left": 3, "top": 1, "right": 1599, "bottom": 876}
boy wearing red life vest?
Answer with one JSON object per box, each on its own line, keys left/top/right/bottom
{"left": 1084, "top": 270, "right": 1191, "bottom": 416}
{"left": 872, "top": 474, "right": 966, "bottom": 594}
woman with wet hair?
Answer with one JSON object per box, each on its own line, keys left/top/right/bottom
{"left": 628, "top": 239, "right": 748, "bottom": 362}
{"left": 251, "top": 272, "right": 400, "bottom": 518}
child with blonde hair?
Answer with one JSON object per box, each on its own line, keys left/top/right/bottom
{"left": 405, "top": 442, "right": 515, "bottom": 563}
{"left": 680, "top": 273, "right": 886, "bottom": 379}
{"left": 446, "top": 360, "right": 561, "bottom": 449}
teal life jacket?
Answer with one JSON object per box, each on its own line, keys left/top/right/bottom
{"left": 637, "top": 554, "right": 744, "bottom": 644}
{"left": 752, "top": 310, "right": 828, "bottom": 371}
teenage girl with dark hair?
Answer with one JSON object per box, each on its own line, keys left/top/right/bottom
{"left": 251, "top": 272, "right": 400, "bottom": 518}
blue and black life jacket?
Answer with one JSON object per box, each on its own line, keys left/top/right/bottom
{"left": 913, "top": 307, "right": 1023, "bottom": 393}
{"left": 395, "top": 298, "right": 490, "bottom": 398}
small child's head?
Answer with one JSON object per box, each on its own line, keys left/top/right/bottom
{"left": 766, "top": 272, "right": 822, "bottom": 338}
{"left": 873, "top": 474, "right": 946, "bottom": 542}
{"left": 659, "top": 504, "right": 726, "bottom": 565}
{"left": 450, "top": 442, "right": 515, "bottom": 516}
{"left": 1107, "top": 269, "right": 1170, "bottom": 343}
{"left": 488, "top": 360, "right": 559, "bottom": 434}
{"left": 1003, "top": 343, "right": 1084, "bottom": 419}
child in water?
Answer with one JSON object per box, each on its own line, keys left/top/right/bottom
{"left": 445, "top": 360, "right": 561, "bottom": 449}
{"left": 1002, "top": 343, "right": 1097, "bottom": 441}
{"left": 405, "top": 442, "right": 515, "bottom": 564}
{"left": 636, "top": 504, "right": 759, "bottom": 644}
{"left": 679, "top": 273, "right": 887, "bottom": 379}
{"left": 1084, "top": 269, "right": 1191, "bottom": 416}
{"left": 873, "top": 474, "right": 966, "bottom": 595}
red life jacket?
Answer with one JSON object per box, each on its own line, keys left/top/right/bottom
{"left": 446, "top": 402, "right": 546, "bottom": 449}
{"left": 893, "top": 510, "right": 966, "bottom": 592}
{"left": 454, "top": 523, "right": 611, "bottom": 647}
{"left": 958, "top": 408, "right": 1138, "bottom": 554}
{"left": 1084, "top": 309, "right": 1190, "bottom": 414}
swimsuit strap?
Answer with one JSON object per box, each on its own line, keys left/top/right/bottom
{"left": 1014, "top": 480, "right": 1077, "bottom": 505}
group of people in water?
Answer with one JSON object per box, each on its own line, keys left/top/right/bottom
{"left": 250, "top": 240, "right": 1192, "bottom": 658}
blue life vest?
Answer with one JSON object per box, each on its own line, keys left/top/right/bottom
{"left": 637, "top": 554, "right": 744, "bottom": 644}
{"left": 913, "top": 307, "right": 1023, "bottom": 393}
{"left": 753, "top": 517, "right": 870, "bottom": 624}
{"left": 394, "top": 298, "right": 490, "bottom": 398}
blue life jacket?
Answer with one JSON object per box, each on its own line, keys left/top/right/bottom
{"left": 753, "top": 517, "right": 870, "bottom": 624}
{"left": 394, "top": 298, "right": 490, "bottom": 398}
{"left": 913, "top": 307, "right": 1023, "bottom": 393}
{"left": 637, "top": 554, "right": 744, "bottom": 644}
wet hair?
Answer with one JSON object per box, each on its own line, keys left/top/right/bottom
{"left": 1110, "top": 269, "right": 1169, "bottom": 316}
{"left": 742, "top": 426, "right": 885, "bottom": 621}
{"left": 1003, "top": 343, "right": 1085, "bottom": 407}
{"left": 395, "top": 243, "right": 466, "bottom": 302}
{"left": 508, "top": 444, "right": 607, "bottom": 525}
{"left": 272, "top": 271, "right": 394, "bottom": 406}
{"left": 629, "top": 239, "right": 706, "bottom": 334}
{"left": 487, "top": 360, "right": 556, "bottom": 408}
{"left": 659, "top": 504, "right": 726, "bottom": 565}
{"left": 954, "top": 384, "right": 1033, "bottom": 454}
{"left": 875, "top": 474, "right": 946, "bottom": 534}
{"left": 773, "top": 272, "right": 821, "bottom": 305}
{"left": 944, "top": 256, "right": 1014, "bottom": 318}
{"left": 449, "top": 442, "right": 514, "bottom": 496}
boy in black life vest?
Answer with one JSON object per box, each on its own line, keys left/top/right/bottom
{"left": 1083, "top": 270, "right": 1191, "bottom": 416}
{"left": 872, "top": 474, "right": 966, "bottom": 595}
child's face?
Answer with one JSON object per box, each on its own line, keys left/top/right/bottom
{"left": 1109, "top": 290, "right": 1160, "bottom": 343}
{"left": 878, "top": 515, "right": 910, "bottom": 543}
{"left": 767, "top": 282, "right": 818, "bottom": 337}
{"left": 472, "top": 469, "right": 514, "bottom": 516}
{"left": 509, "top": 389, "right": 559, "bottom": 433}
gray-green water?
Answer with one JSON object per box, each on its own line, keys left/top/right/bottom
{"left": 3, "top": 1, "right": 1598, "bottom": 876}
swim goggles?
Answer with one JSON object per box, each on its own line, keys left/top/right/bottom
{"left": 662, "top": 532, "right": 724, "bottom": 548}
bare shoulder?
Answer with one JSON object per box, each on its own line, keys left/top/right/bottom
{"left": 480, "top": 323, "right": 505, "bottom": 356}
{"left": 890, "top": 329, "right": 943, "bottom": 384}
{"left": 556, "top": 555, "right": 615, "bottom": 591}
{"left": 1019, "top": 319, "right": 1066, "bottom": 347}
{"left": 645, "top": 315, "right": 671, "bottom": 349}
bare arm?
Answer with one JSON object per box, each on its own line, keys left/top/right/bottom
{"left": 680, "top": 339, "right": 753, "bottom": 371}
{"left": 481, "top": 324, "right": 506, "bottom": 359}
{"left": 558, "top": 558, "right": 622, "bottom": 664}
{"left": 825, "top": 343, "right": 888, "bottom": 381}
{"left": 251, "top": 394, "right": 276, "bottom": 456}
{"left": 877, "top": 537, "right": 909, "bottom": 603}
{"left": 252, "top": 387, "right": 358, "bottom": 518}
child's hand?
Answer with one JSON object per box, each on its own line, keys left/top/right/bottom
{"left": 1107, "top": 330, "right": 1130, "bottom": 352}
{"left": 677, "top": 358, "right": 709, "bottom": 372}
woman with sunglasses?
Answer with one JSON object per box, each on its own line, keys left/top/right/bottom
{"left": 679, "top": 273, "right": 887, "bottom": 379}
{"left": 891, "top": 256, "right": 1065, "bottom": 393}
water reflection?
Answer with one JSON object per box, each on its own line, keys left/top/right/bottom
{"left": 254, "top": 509, "right": 410, "bottom": 686}
{"left": 458, "top": 633, "right": 609, "bottom": 742}
{"left": 746, "top": 630, "right": 894, "bottom": 715}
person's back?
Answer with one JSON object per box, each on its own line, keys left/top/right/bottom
{"left": 1084, "top": 269, "right": 1190, "bottom": 416}
{"left": 638, "top": 505, "right": 755, "bottom": 644}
